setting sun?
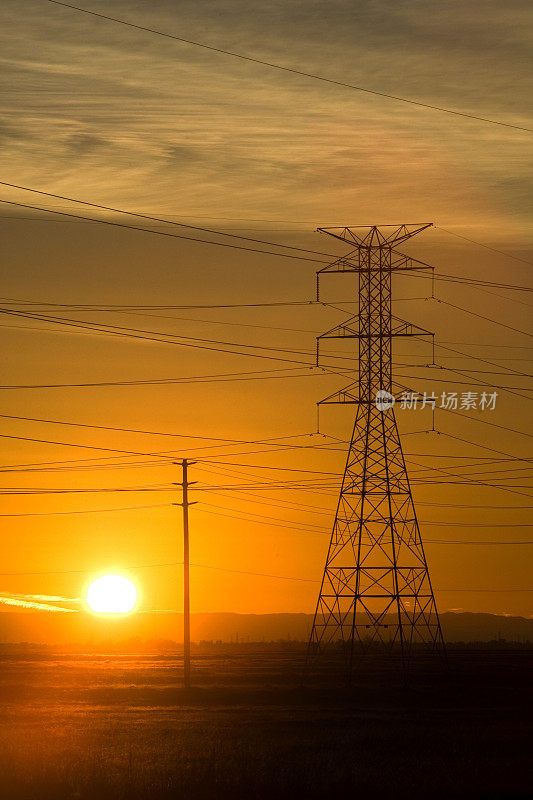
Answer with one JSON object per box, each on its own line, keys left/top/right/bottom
{"left": 86, "top": 575, "right": 138, "bottom": 615}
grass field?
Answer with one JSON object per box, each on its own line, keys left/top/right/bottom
{"left": 0, "top": 645, "right": 530, "bottom": 799}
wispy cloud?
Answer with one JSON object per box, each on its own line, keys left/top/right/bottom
{"left": 0, "top": 592, "right": 82, "bottom": 612}
{"left": 0, "top": 0, "right": 530, "bottom": 234}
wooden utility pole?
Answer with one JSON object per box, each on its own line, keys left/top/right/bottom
{"left": 175, "top": 459, "right": 196, "bottom": 689}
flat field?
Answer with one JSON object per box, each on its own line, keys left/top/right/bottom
{"left": 0, "top": 645, "right": 530, "bottom": 799}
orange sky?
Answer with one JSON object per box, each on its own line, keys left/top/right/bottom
{"left": 0, "top": 0, "right": 531, "bottom": 628}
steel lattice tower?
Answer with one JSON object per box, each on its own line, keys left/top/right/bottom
{"left": 307, "top": 224, "right": 446, "bottom": 676}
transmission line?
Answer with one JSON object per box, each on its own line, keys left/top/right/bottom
{"left": 436, "top": 299, "right": 533, "bottom": 339}
{"left": 44, "top": 0, "right": 533, "bottom": 132}
{"left": 0, "top": 182, "right": 333, "bottom": 257}
{"left": 0, "top": 199, "right": 325, "bottom": 263}
{"left": 436, "top": 226, "right": 533, "bottom": 266}
{"left": 0, "top": 503, "right": 172, "bottom": 518}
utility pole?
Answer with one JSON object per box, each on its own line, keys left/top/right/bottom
{"left": 306, "top": 224, "right": 446, "bottom": 680}
{"left": 174, "top": 458, "right": 196, "bottom": 689}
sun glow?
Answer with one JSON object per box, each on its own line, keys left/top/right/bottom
{"left": 86, "top": 574, "right": 138, "bottom": 614}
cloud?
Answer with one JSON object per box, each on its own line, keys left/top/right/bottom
{"left": 0, "top": 592, "right": 80, "bottom": 612}
{"left": 164, "top": 143, "right": 207, "bottom": 165}
{"left": 0, "top": 0, "right": 531, "bottom": 234}
{"left": 67, "top": 133, "right": 107, "bottom": 156}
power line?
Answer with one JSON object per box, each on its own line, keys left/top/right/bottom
{"left": 0, "top": 434, "right": 339, "bottom": 468}
{"left": 416, "top": 501, "right": 533, "bottom": 509}
{"left": 403, "top": 355, "right": 533, "bottom": 363}
{"left": 199, "top": 458, "right": 533, "bottom": 488}
{"left": 0, "top": 460, "right": 164, "bottom": 473}
{"left": 0, "top": 417, "right": 342, "bottom": 458}
{"left": 437, "top": 588, "right": 533, "bottom": 592}
{"left": 187, "top": 563, "right": 533, "bottom": 588}
{"left": 437, "top": 430, "right": 532, "bottom": 467}
{"left": 0, "top": 432, "right": 177, "bottom": 460}
{"left": 0, "top": 412, "right": 325, "bottom": 445}
{"left": 405, "top": 455, "right": 533, "bottom": 474}
{"left": 0, "top": 547, "right": 531, "bottom": 585}
{"left": 0, "top": 560, "right": 179, "bottom": 576}
{"left": 198, "top": 460, "right": 337, "bottom": 475}
{"left": 0, "top": 503, "right": 172, "bottom": 518}
{"left": 197, "top": 496, "right": 532, "bottom": 531}
{"left": 0, "top": 307, "right": 353, "bottom": 369}
{"left": 0, "top": 430, "right": 349, "bottom": 462}
{"left": 44, "top": 0, "right": 533, "bottom": 132}
{"left": 3, "top": 244, "right": 531, "bottom": 298}
{"left": 0, "top": 487, "right": 174, "bottom": 495}
{"left": 463, "top": 283, "right": 533, "bottom": 311}
{"left": 408, "top": 337, "right": 533, "bottom": 403}
{"left": 360, "top": 371, "right": 533, "bottom": 391}
{"left": 405, "top": 453, "right": 531, "bottom": 460}
{"left": 103, "top": 310, "right": 319, "bottom": 334}
{"left": 191, "top": 428, "right": 529, "bottom": 504}
{"left": 436, "top": 226, "right": 533, "bottom": 267}
{"left": 0, "top": 307, "right": 320, "bottom": 357}
{"left": 187, "top": 443, "right": 358, "bottom": 458}
{"left": 195, "top": 505, "right": 329, "bottom": 534}
{"left": 426, "top": 525, "right": 532, "bottom": 530}
{"left": 0, "top": 199, "right": 325, "bottom": 263}
{"left": 17, "top": 311, "right": 487, "bottom": 381}
{"left": 194, "top": 482, "right": 532, "bottom": 491}
{"left": 0, "top": 297, "right": 325, "bottom": 310}
{"left": 0, "top": 307, "right": 321, "bottom": 368}
{"left": 199, "top": 501, "right": 329, "bottom": 530}
{"left": 425, "top": 364, "right": 531, "bottom": 376}
{"left": 0, "top": 311, "right": 319, "bottom": 336}
{"left": 396, "top": 267, "right": 533, "bottom": 293}
{"left": 437, "top": 342, "right": 533, "bottom": 350}
{"left": 0, "top": 433, "right": 344, "bottom": 466}
{"left": 411, "top": 463, "right": 533, "bottom": 480}
{"left": 0, "top": 307, "right": 321, "bottom": 336}
{"left": 212, "top": 487, "right": 532, "bottom": 512}
{"left": 431, "top": 335, "right": 533, "bottom": 380}
{"left": 442, "top": 407, "right": 533, "bottom": 440}
{"left": 436, "top": 299, "right": 533, "bottom": 339}
{"left": 0, "top": 182, "right": 333, "bottom": 258}
{"left": 206, "top": 488, "right": 334, "bottom": 515}
{"left": 0, "top": 212, "right": 323, "bottom": 226}
{"left": 411, "top": 481, "right": 533, "bottom": 489}
{"left": 0, "top": 453, "right": 165, "bottom": 471}
{"left": 3, "top": 263, "right": 533, "bottom": 300}
{"left": 2, "top": 489, "right": 526, "bottom": 533}
{"left": 0, "top": 368, "right": 322, "bottom": 391}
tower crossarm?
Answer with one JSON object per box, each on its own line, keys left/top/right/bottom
{"left": 316, "top": 315, "right": 432, "bottom": 374}
{"left": 317, "top": 223, "right": 433, "bottom": 248}
{"left": 317, "top": 315, "right": 432, "bottom": 342}
{"left": 317, "top": 251, "right": 431, "bottom": 276}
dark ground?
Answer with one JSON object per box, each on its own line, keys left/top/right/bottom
{"left": 0, "top": 644, "right": 530, "bottom": 799}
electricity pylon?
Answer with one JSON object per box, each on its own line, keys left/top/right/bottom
{"left": 307, "top": 224, "right": 446, "bottom": 677}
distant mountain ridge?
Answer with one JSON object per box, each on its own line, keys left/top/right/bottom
{"left": 0, "top": 610, "right": 532, "bottom": 645}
